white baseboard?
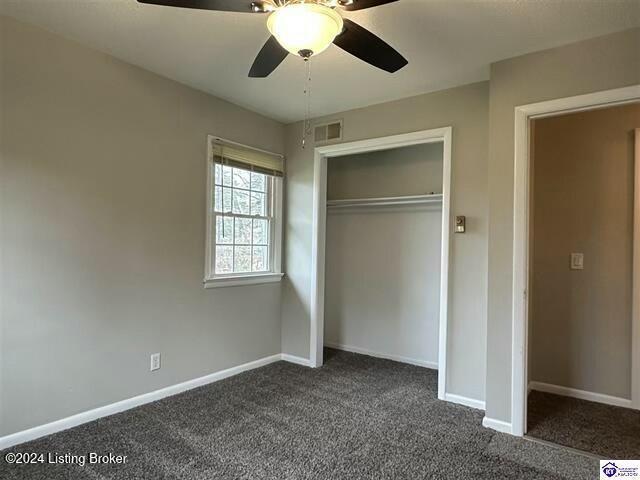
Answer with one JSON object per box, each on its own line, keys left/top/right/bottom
{"left": 324, "top": 342, "right": 438, "bottom": 370}
{"left": 444, "top": 393, "right": 486, "bottom": 411}
{"left": 0, "top": 353, "right": 308, "bottom": 450}
{"left": 482, "top": 416, "right": 513, "bottom": 435}
{"left": 280, "top": 353, "right": 311, "bottom": 367}
{"left": 529, "top": 381, "right": 634, "bottom": 409}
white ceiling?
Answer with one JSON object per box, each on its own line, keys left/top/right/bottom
{"left": 2, "top": 0, "right": 639, "bottom": 123}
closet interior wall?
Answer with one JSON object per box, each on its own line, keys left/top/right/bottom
{"left": 324, "top": 143, "right": 444, "bottom": 367}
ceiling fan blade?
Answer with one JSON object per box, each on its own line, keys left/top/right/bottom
{"left": 137, "top": 0, "right": 262, "bottom": 13}
{"left": 333, "top": 19, "right": 407, "bottom": 73}
{"left": 249, "top": 36, "right": 289, "bottom": 77}
{"left": 339, "top": 0, "right": 398, "bottom": 11}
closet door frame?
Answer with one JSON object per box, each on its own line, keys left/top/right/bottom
{"left": 309, "top": 127, "right": 453, "bottom": 402}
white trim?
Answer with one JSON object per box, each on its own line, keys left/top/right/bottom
{"left": 280, "top": 353, "right": 312, "bottom": 367}
{"left": 324, "top": 341, "right": 438, "bottom": 370}
{"left": 315, "top": 129, "right": 447, "bottom": 158}
{"left": 529, "top": 381, "right": 633, "bottom": 409}
{"left": 0, "top": 353, "right": 306, "bottom": 450}
{"left": 272, "top": 176, "right": 284, "bottom": 275}
{"left": 512, "top": 103, "right": 530, "bottom": 437}
{"left": 205, "top": 138, "right": 215, "bottom": 284}
{"left": 511, "top": 85, "right": 640, "bottom": 437}
{"left": 204, "top": 272, "right": 284, "bottom": 288}
{"left": 444, "top": 393, "right": 486, "bottom": 411}
{"left": 482, "top": 416, "right": 513, "bottom": 435}
{"left": 439, "top": 128, "right": 452, "bottom": 402}
{"left": 310, "top": 128, "right": 453, "bottom": 405}
{"left": 633, "top": 128, "right": 640, "bottom": 410}
{"left": 310, "top": 148, "right": 327, "bottom": 368}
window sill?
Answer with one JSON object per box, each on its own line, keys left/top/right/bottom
{"left": 204, "top": 273, "right": 284, "bottom": 289}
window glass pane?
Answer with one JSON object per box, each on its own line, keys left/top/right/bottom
{"left": 251, "top": 172, "right": 266, "bottom": 192}
{"left": 210, "top": 163, "right": 277, "bottom": 278}
{"left": 232, "top": 189, "right": 250, "bottom": 215}
{"left": 252, "top": 246, "right": 268, "bottom": 272}
{"left": 214, "top": 186, "right": 222, "bottom": 212}
{"left": 222, "top": 165, "right": 233, "bottom": 186}
{"left": 216, "top": 216, "right": 233, "bottom": 244}
{"left": 234, "top": 246, "right": 251, "bottom": 273}
{"left": 222, "top": 187, "right": 232, "bottom": 213}
{"left": 253, "top": 219, "right": 269, "bottom": 245}
{"left": 233, "top": 168, "right": 251, "bottom": 190}
{"left": 215, "top": 246, "right": 233, "bottom": 274}
{"left": 234, "top": 218, "right": 252, "bottom": 245}
{"left": 250, "top": 192, "right": 266, "bottom": 216}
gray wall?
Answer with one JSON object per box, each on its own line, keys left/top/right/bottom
{"left": 282, "top": 82, "right": 490, "bottom": 403}
{"left": 0, "top": 15, "right": 285, "bottom": 436}
{"left": 530, "top": 104, "right": 639, "bottom": 399}
{"left": 486, "top": 28, "right": 640, "bottom": 423}
{"left": 325, "top": 144, "right": 443, "bottom": 366}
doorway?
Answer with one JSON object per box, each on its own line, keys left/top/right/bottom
{"left": 309, "top": 128, "right": 452, "bottom": 401}
{"left": 323, "top": 142, "right": 444, "bottom": 370}
{"left": 525, "top": 102, "right": 640, "bottom": 457}
{"left": 511, "top": 85, "right": 640, "bottom": 452}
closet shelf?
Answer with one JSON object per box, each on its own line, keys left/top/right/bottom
{"left": 326, "top": 194, "right": 443, "bottom": 209}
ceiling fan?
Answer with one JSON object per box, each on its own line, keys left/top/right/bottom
{"left": 137, "top": 0, "right": 408, "bottom": 77}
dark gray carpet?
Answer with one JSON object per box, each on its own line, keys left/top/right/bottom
{"left": 528, "top": 390, "right": 640, "bottom": 459}
{"left": 2, "top": 349, "right": 597, "bottom": 479}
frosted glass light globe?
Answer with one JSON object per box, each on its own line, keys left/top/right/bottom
{"left": 267, "top": 4, "right": 344, "bottom": 58}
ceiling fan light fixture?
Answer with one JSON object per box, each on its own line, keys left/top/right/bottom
{"left": 267, "top": 3, "right": 344, "bottom": 58}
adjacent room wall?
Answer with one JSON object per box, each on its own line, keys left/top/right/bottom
{"left": 0, "top": 15, "right": 285, "bottom": 436}
{"left": 530, "top": 104, "right": 639, "bottom": 399}
{"left": 324, "top": 144, "right": 443, "bottom": 367}
{"left": 486, "top": 28, "right": 640, "bottom": 424}
{"left": 281, "top": 82, "right": 490, "bottom": 404}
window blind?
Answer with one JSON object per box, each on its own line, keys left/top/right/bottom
{"left": 211, "top": 139, "right": 284, "bottom": 177}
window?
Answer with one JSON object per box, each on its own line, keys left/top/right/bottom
{"left": 205, "top": 138, "right": 283, "bottom": 288}
{"left": 213, "top": 164, "right": 272, "bottom": 274}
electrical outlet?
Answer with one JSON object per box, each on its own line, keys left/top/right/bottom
{"left": 150, "top": 353, "right": 161, "bottom": 372}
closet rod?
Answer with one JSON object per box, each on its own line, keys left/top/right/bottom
{"left": 326, "top": 194, "right": 443, "bottom": 209}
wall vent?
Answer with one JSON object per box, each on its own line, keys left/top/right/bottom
{"left": 314, "top": 120, "right": 343, "bottom": 144}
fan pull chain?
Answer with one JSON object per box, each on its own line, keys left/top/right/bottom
{"left": 302, "top": 58, "right": 312, "bottom": 149}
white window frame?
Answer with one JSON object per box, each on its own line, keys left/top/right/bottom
{"left": 204, "top": 137, "right": 284, "bottom": 288}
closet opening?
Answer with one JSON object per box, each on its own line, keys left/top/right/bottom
{"left": 309, "top": 128, "right": 453, "bottom": 401}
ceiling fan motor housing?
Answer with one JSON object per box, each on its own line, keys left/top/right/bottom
{"left": 267, "top": 3, "right": 344, "bottom": 57}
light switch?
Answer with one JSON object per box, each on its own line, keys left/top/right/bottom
{"left": 570, "top": 253, "right": 584, "bottom": 270}
{"left": 455, "top": 216, "right": 466, "bottom": 233}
